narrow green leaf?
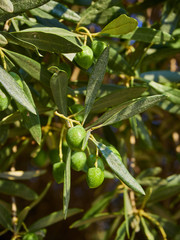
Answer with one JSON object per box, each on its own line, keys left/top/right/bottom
{"left": 83, "top": 47, "right": 109, "bottom": 123}
{"left": 0, "top": 170, "right": 46, "bottom": 180}
{"left": 100, "top": 14, "right": 138, "bottom": 35}
{"left": 140, "top": 71, "right": 180, "bottom": 84}
{"left": 39, "top": 1, "right": 81, "bottom": 23}
{"left": 0, "top": 68, "right": 36, "bottom": 114}
{"left": 0, "top": 33, "right": 8, "bottom": 47}
{"left": 95, "top": 95, "right": 165, "bottom": 128}
{"left": 50, "top": 70, "right": 68, "bottom": 116}
{"left": 29, "top": 208, "right": 82, "bottom": 232}
{"left": 121, "top": 27, "right": 173, "bottom": 44}
{"left": 17, "top": 182, "right": 51, "bottom": 231}
{"left": 148, "top": 174, "right": 180, "bottom": 204}
{"left": 140, "top": 217, "right": 154, "bottom": 240}
{"left": 115, "top": 220, "right": 126, "bottom": 240}
{"left": 94, "top": 141, "right": 145, "bottom": 195}
{"left": 0, "top": 202, "right": 13, "bottom": 231}
{"left": 15, "top": 79, "right": 42, "bottom": 144}
{"left": 0, "top": 179, "right": 38, "bottom": 200}
{"left": 108, "top": 47, "right": 134, "bottom": 76}
{"left": 123, "top": 189, "right": 131, "bottom": 238}
{"left": 70, "top": 213, "right": 117, "bottom": 228}
{"left": 0, "top": 0, "right": 49, "bottom": 22}
{"left": 63, "top": 147, "right": 71, "bottom": 219}
{"left": 12, "top": 27, "right": 82, "bottom": 53}
{"left": 91, "top": 87, "right": 146, "bottom": 113}
{"left": 158, "top": 99, "right": 180, "bottom": 115}
{"left": 0, "top": 0, "right": 13, "bottom": 13}
{"left": 82, "top": 130, "right": 91, "bottom": 151}
{"left": 79, "top": 0, "right": 118, "bottom": 26}
{"left": 149, "top": 81, "right": 180, "bottom": 104}
{"left": 3, "top": 49, "right": 51, "bottom": 90}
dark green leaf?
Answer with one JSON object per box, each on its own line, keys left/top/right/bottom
{"left": 0, "top": 179, "right": 38, "bottom": 200}
{"left": 137, "top": 167, "right": 162, "bottom": 179}
{"left": 90, "top": 95, "right": 165, "bottom": 128}
{"left": 158, "top": 99, "right": 180, "bottom": 114}
{"left": 70, "top": 213, "right": 117, "bottom": 228}
{"left": 0, "top": 170, "right": 46, "bottom": 180}
{"left": 50, "top": 70, "right": 68, "bottom": 116}
{"left": 29, "top": 208, "right": 82, "bottom": 232}
{"left": 140, "top": 70, "right": 180, "bottom": 84}
{"left": 0, "top": 33, "right": 8, "bottom": 47}
{"left": 39, "top": 1, "right": 81, "bottom": 23}
{"left": 83, "top": 47, "right": 109, "bottom": 123}
{"left": 0, "top": 202, "right": 13, "bottom": 230}
{"left": 115, "top": 220, "right": 126, "bottom": 240}
{"left": 149, "top": 81, "right": 180, "bottom": 105}
{"left": 161, "top": 0, "right": 180, "bottom": 34}
{"left": 17, "top": 182, "right": 51, "bottom": 231}
{"left": 94, "top": 141, "right": 145, "bottom": 195}
{"left": 0, "top": 68, "right": 36, "bottom": 114}
{"left": 79, "top": 0, "right": 115, "bottom": 26}
{"left": 100, "top": 14, "right": 138, "bottom": 35}
{"left": 3, "top": 49, "right": 51, "bottom": 90}
{"left": 121, "top": 27, "right": 173, "bottom": 44}
{"left": 108, "top": 47, "right": 134, "bottom": 76}
{"left": 148, "top": 174, "right": 180, "bottom": 204}
{"left": 63, "top": 147, "right": 71, "bottom": 219}
{"left": 0, "top": 0, "right": 49, "bottom": 22}
{"left": 123, "top": 189, "right": 130, "bottom": 238}
{"left": 0, "top": 0, "right": 13, "bottom": 13}
{"left": 140, "top": 216, "right": 154, "bottom": 240}
{"left": 12, "top": 27, "right": 82, "bottom": 53}
{"left": 91, "top": 87, "right": 146, "bottom": 113}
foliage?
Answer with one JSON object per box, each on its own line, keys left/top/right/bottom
{"left": 0, "top": 0, "right": 180, "bottom": 239}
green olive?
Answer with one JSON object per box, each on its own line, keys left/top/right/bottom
{"left": 52, "top": 162, "right": 65, "bottom": 183}
{"left": 71, "top": 151, "right": 87, "bottom": 171}
{"left": 74, "top": 45, "right": 93, "bottom": 69}
{"left": 49, "top": 149, "right": 59, "bottom": 164}
{"left": 87, "top": 154, "right": 104, "bottom": 170}
{"left": 70, "top": 104, "right": 84, "bottom": 123}
{"left": 22, "top": 233, "right": 38, "bottom": 240}
{"left": 86, "top": 167, "right": 104, "bottom": 188}
{"left": 92, "top": 40, "right": 107, "bottom": 58}
{"left": 0, "top": 87, "right": 10, "bottom": 111}
{"left": 66, "top": 125, "right": 86, "bottom": 151}
{"left": 33, "top": 150, "right": 48, "bottom": 167}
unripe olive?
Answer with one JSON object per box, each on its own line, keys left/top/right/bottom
{"left": 92, "top": 40, "right": 107, "bottom": 58}
{"left": 52, "top": 162, "right": 65, "bottom": 183}
{"left": 0, "top": 88, "right": 10, "bottom": 111}
{"left": 49, "top": 149, "right": 59, "bottom": 164}
{"left": 66, "top": 125, "right": 86, "bottom": 151}
{"left": 33, "top": 150, "right": 48, "bottom": 167}
{"left": 74, "top": 45, "right": 93, "bottom": 69}
{"left": 86, "top": 167, "right": 104, "bottom": 188}
{"left": 23, "top": 233, "right": 38, "bottom": 240}
{"left": 70, "top": 104, "right": 84, "bottom": 123}
{"left": 87, "top": 154, "right": 104, "bottom": 170}
{"left": 71, "top": 151, "right": 87, "bottom": 171}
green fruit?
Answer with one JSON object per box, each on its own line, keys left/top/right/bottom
{"left": 66, "top": 125, "right": 86, "bottom": 150}
{"left": 0, "top": 88, "right": 10, "bottom": 111}
{"left": 86, "top": 167, "right": 104, "bottom": 188}
{"left": 59, "top": 62, "right": 71, "bottom": 79}
{"left": 74, "top": 45, "right": 93, "bottom": 69}
{"left": 49, "top": 149, "right": 59, "bottom": 164}
{"left": 53, "top": 162, "right": 65, "bottom": 183}
{"left": 70, "top": 104, "right": 84, "bottom": 122}
{"left": 23, "top": 233, "right": 38, "bottom": 240}
{"left": 71, "top": 151, "right": 87, "bottom": 171}
{"left": 92, "top": 40, "right": 107, "bottom": 58}
{"left": 33, "top": 150, "right": 48, "bottom": 167}
{"left": 87, "top": 154, "right": 104, "bottom": 170}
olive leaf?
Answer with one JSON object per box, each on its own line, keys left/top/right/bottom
{"left": 100, "top": 14, "right": 138, "bottom": 35}
{"left": 0, "top": 0, "right": 13, "bottom": 13}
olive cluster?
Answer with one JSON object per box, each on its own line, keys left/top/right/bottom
{"left": 74, "top": 40, "right": 107, "bottom": 69}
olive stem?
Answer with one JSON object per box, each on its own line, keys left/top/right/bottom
{"left": 59, "top": 124, "right": 65, "bottom": 162}
{"left": 0, "top": 48, "right": 7, "bottom": 70}
{"left": 76, "top": 26, "right": 93, "bottom": 42}
{"left": 55, "top": 111, "right": 80, "bottom": 127}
